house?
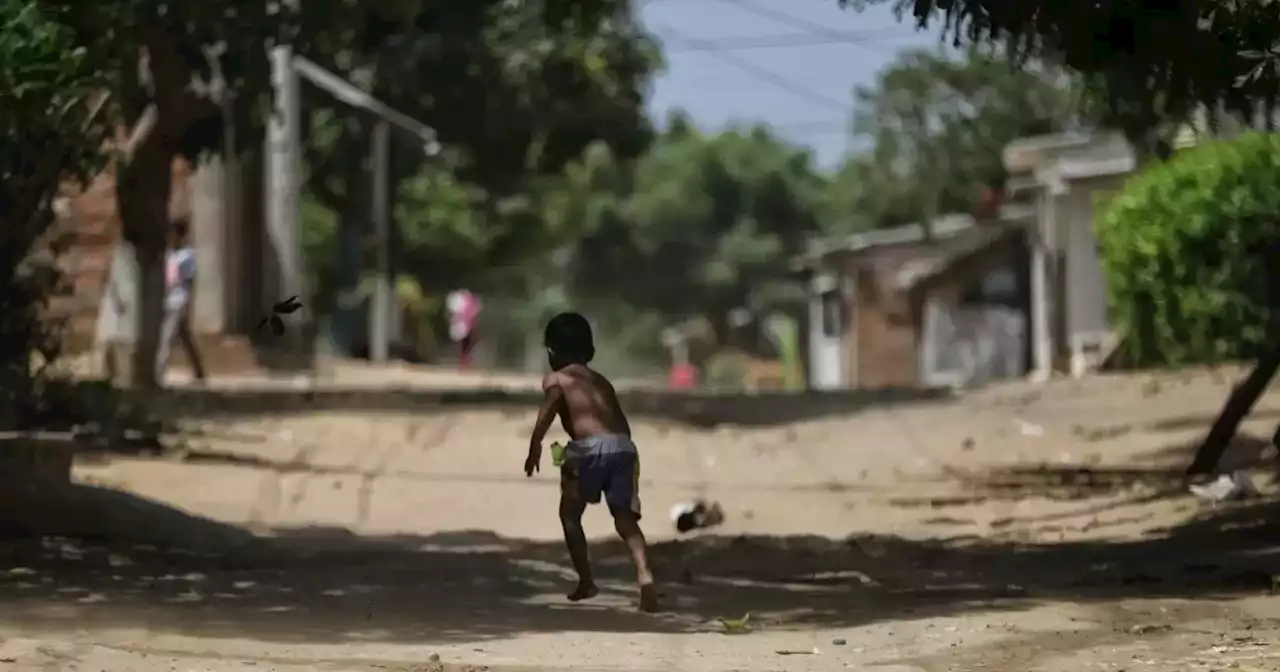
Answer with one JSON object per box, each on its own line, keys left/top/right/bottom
{"left": 1002, "top": 131, "right": 1138, "bottom": 379}
{"left": 797, "top": 213, "right": 1035, "bottom": 390}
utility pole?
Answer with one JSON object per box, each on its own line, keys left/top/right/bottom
{"left": 369, "top": 120, "right": 392, "bottom": 362}
{"left": 277, "top": 54, "right": 439, "bottom": 365}
{"left": 265, "top": 1, "right": 308, "bottom": 363}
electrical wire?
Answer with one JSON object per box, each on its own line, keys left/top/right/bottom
{"left": 706, "top": 0, "right": 900, "bottom": 55}
{"left": 662, "top": 30, "right": 917, "bottom": 54}
{"left": 651, "top": 21, "right": 852, "bottom": 115}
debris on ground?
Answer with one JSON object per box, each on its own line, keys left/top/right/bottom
{"left": 671, "top": 499, "right": 725, "bottom": 533}
{"left": 1189, "top": 471, "right": 1259, "bottom": 503}
{"left": 716, "top": 612, "right": 751, "bottom": 634}
{"left": 1015, "top": 418, "right": 1044, "bottom": 437}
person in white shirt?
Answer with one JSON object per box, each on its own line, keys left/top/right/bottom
{"left": 156, "top": 217, "right": 207, "bottom": 382}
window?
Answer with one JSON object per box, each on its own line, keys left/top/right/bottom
{"left": 962, "top": 266, "right": 1019, "bottom": 305}
{"left": 820, "top": 290, "right": 843, "bottom": 337}
{"left": 981, "top": 267, "right": 1018, "bottom": 299}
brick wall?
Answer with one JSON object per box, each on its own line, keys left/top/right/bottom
{"left": 849, "top": 266, "right": 920, "bottom": 387}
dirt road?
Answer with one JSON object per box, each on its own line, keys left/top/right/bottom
{"left": 3, "top": 368, "right": 1280, "bottom": 671}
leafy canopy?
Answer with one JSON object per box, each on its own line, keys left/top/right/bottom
{"left": 840, "top": 0, "right": 1280, "bottom": 136}
{"left": 1098, "top": 132, "right": 1280, "bottom": 367}
{"left": 826, "top": 47, "right": 1080, "bottom": 232}
{"left": 570, "top": 116, "right": 827, "bottom": 319}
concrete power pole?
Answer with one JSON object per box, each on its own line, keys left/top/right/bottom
{"left": 369, "top": 120, "right": 391, "bottom": 362}
{"left": 289, "top": 56, "right": 440, "bottom": 365}
{"left": 265, "top": 5, "right": 309, "bottom": 367}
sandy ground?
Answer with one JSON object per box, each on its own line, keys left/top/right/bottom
{"left": 5, "top": 367, "right": 1280, "bottom": 671}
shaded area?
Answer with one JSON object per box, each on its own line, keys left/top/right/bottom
{"left": 888, "top": 433, "right": 1280, "bottom": 537}
{"left": 1071, "top": 408, "right": 1280, "bottom": 443}
{"left": 137, "top": 385, "right": 951, "bottom": 428}
{"left": 1, "top": 477, "right": 1279, "bottom": 647}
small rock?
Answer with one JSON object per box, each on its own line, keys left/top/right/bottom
{"left": 961, "top": 437, "right": 975, "bottom": 451}
{"left": 1128, "top": 624, "right": 1172, "bottom": 635}
{"left": 428, "top": 652, "right": 441, "bottom": 662}
{"left": 831, "top": 637, "right": 847, "bottom": 646}
{"left": 1015, "top": 419, "right": 1044, "bottom": 437}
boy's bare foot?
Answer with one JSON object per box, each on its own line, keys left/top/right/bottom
{"left": 639, "top": 583, "right": 659, "bottom": 612}
{"left": 567, "top": 582, "right": 599, "bottom": 602}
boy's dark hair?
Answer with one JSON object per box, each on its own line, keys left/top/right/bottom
{"left": 545, "top": 312, "right": 594, "bottom": 362}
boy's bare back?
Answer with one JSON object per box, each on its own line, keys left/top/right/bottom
{"left": 545, "top": 363, "right": 631, "bottom": 440}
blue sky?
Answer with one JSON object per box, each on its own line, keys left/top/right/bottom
{"left": 638, "top": 0, "right": 942, "bottom": 168}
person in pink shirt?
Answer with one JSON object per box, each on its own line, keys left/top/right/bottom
{"left": 447, "top": 289, "right": 482, "bottom": 370}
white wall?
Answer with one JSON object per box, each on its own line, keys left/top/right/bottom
{"left": 807, "top": 272, "right": 845, "bottom": 389}
{"left": 1063, "top": 188, "right": 1109, "bottom": 339}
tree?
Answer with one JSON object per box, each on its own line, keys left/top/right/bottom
{"left": 44, "top": 0, "right": 324, "bottom": 388}
{"left": 827, "top": 47, "right": 1081, "bottom": 234}
{"left": 1096, "top": 133, "right": 1280, "bottom": 475}
{"left": 297, "top": 0, "right": 660, "bottom": 353}
{"left": 569, "top": 116, "right": 827, "bottom": 341}
{"left": 0, "top": 0, "right": 110, "bottom": 426}
{"left": 839, "top": 0, "right": 1280, "bottom": 145}
{"left": 1098, "top": 132, "right": 1280, "bottom": 368}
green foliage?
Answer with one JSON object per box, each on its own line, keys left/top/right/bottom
{"left": 1097, "top": 132, "right": 1280, "bottom": 367}
{"left": 828, "top": 47, "right": 1081, "bottom": 232}
{"left": 298, "top": 0, "right": 659, "bottom": 361}
{"left": 840, "top": 0, "right": 1280, "bottom": 146}
{"left": 0, "top": 0, "right": 107, "bottom": 199}
{"left": 0, "top": 0, "right": 108, "bottom": 429}
{"left": 571, "top": 118, "right": 827, "bottom": 320}
{"left": 301, "top": 0, "right": 659, "bottom": 245}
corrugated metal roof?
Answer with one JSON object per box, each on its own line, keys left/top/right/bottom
{"left": 795, "top": 206, "right": 1034, "bottom": 271}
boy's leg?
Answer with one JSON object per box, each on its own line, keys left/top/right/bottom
{"left": 176, "top": 310, "right": 207, "bottom": 381}
{"left": 559, "top": 465, "right": 598, "bottom": 601}
{"left": 610, "top": 508, "right": 657, "bottom": 612}
{"left": 155, "top": 307, "right": 182, "bottom": 380}
{"left": 604, "top": 453, "right": 657, "bottom": 612}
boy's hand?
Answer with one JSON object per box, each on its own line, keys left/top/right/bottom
{"left": 524, "top": 444, "right": 541, "bottom": 477}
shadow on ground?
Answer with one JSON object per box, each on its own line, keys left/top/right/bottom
{"left": 1, "top": 473, "right": 1279, "bottom": 647}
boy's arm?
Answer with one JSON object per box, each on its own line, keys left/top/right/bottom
{"left": 525, "top": 373, "right": 564, "bottom": 473}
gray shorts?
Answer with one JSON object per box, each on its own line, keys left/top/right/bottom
{"left": 560, "top": 434, "right": 641, "bottom": 519}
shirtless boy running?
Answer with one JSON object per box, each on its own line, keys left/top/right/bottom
{"left": 524, "top": 312, "right": 658, "bottom": 612}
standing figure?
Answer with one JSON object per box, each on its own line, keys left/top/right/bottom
{"left": 156, "top": 217, "right": 207, "bottom": 383}
{"left": 523, "top": 312, "right": 658, "bottom": 612}
{"left": 447, "top": 289, "right": 482, "bottom": 370}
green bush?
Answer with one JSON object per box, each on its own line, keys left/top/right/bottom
{"left": 1097, "top": 132, "right": 1280, "bottom": 367}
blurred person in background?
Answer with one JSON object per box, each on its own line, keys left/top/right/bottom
{"left": 157, "top": 217, "right": 207, "bottom": 383}
{"left": 447, "top": 288, "right": 482, "bottom": 370}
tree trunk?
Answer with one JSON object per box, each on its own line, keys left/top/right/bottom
{"left": 114, "top": 139, "right": 175, "bottom": 390}
{"left": 1185, "top": 232, "right": 1280, "bottom": 475}
{"left": 1186, "top": 347, "right": 1280, "bottom": 475}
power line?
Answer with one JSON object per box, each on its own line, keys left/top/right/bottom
{"left": 705, "top": 0, "right": 898, "bottom": 55}
{"left": 661, "top": 30, "right": 916, "bottom": 54}
{"left": 650, "top": 21, "right": 851, "bottom": 115}
{"left": 769, "top": 120, "right": 849, "bottom": 135}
